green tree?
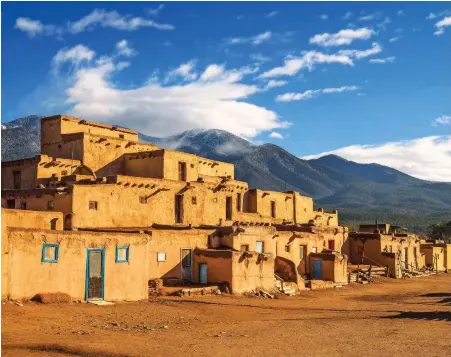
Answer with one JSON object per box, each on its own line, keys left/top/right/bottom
{"left": 427, "top": 221, "right": 451, "bottom": 242}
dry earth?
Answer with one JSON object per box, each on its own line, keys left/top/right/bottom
{"left": 2, "top": 274, "right": 451, "bottom": 357}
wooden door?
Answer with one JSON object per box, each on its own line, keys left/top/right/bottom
{"left": 312, "top": 260, "right": 322, "bottom": 280}
{"left": 181, "top": 249, "right": 192, "bottom": 281}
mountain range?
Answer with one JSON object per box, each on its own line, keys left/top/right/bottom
{"left": 2, "top": 115, "right": 450, "bottom": 231}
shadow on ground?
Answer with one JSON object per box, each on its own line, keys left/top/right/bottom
{"left": 382, "top": 311, "right": 451, "bottom": 322}
{"left": 3, "top": 344, "right": 132, "bottom": 357}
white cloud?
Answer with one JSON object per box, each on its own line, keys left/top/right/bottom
{"left": 266, "top": 11, "right": 279, "bottom": 18}
{"left": 338, "top": 42, "right": 382, "bottom": 59}
{"left": 276, "top": 86, "right": 359, "bottom": 102}
{"left": 115, "top": 40, "right": 136, "bottom": 57}
{"left": 250, "top": 53, "right": 271, "bottom": 63}
{"left": 166, "top": 60, "right": 198, "bottom": 82}
{"left": 359, "top": 14, "right": 377, "bottom": 21}
{"left": 303, "top": 136, "right": 451, "bottom": 182}
{"left": 265, "top": 80, "right": 288, "bottom": 89}
{"left": 426, "top": 10, "right": 451, "bottom": 20}
{"left": 52, "top": 45, "right": 95, "bottom": 67}
{"left": 68, "top": 9, "right": 175, "bottom": 33}
{"left": 269, "top": 132, "right": 284, "bottom": 139}
{"left": 309, "top": 27, "right": 375, "bottom": 47}
{"left": 389, "top": 36, "right": 402, "bottom": 43}
{"left": 260, "top": 51, "right": 354, "bottom": 78}
{"left": 342, "top": 12, "right": 353, "bottom": 20}
{"left": 148, "top": 4, "right": 165, "bottom": 16}
{"left": 433, "top": 115, "right": 451, "bottom": 126}
{"left": 15, "top": 17, "right": 61, "bottom": 38}
{"left": 225, "top": 31, "right": 272, "bottom": 45}
{"left": 320, "top": 14, "right": 329, "bottom": 20}
{"left": 377, "top": 16, "right": 391, "bottom": 30}
{"left": 46, "top": 45, "right": 289, "bottom": 138}
{"left": 397, "top": 10, "right": 405, "bottom": 16}
{"left": 434, "top": 16, "right": 451, "bottom": 36}
{"left": 200, "top": 64, "right": 225, "bottom": 81}
{"left": 369, "top": 56, "right": 395, "bottom": 64}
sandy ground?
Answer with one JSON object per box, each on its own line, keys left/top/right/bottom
{"left": 2, "top": 274, "right": 451, "bottom": 357}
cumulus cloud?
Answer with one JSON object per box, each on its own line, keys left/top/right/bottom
{"left": 309, "top": 27, "right": 375, "bottom": 47}
{"left": 166, "top": 60, "right": 198, "bottom": 82}
{"left": 47, "top": 45, "right": 289, "bottom": 138}
{"left": 15, "top": 17, "right": 61, "bottom": 38}
{"left": 261, "top": 42, "right": 382, "bottom": 79}
{"left": 269, "top": 132, "right": 284, "bottom": 139}
{"left": 276, "top": 86, "right": 359, "bottom": 102}
{"left": 115, "top": 40, "right": 136, "bottom": 57}
{"left": 434, "top": 16, "right": 451, "bottom": 36}
{"left": 52, "top": 45, "right": 96, "bottom": 67}
{"left": 303, "top": 136, "right": 451, "bottom": 182}
{"left": 225, "top": 31, "right": 272, "bottom": 45}
{"left": 369, "top": 56, "right": 395, "bottom": 64}
{"left": 433, "top": 115, "right": 451, "bottom": 126}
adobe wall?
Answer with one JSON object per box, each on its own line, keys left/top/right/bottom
{"left": 41, "top": 115, "right": 139, "bottom": 145}
{"left": 1, "top": 190, "right": 73, "bottom": 220}
{"left": 217, "top": 226, "right": 277, "bottom": 254}
{"left": 293, "top": 193, "right": 314, "bottom": 224}
{"left": 3, "top": 227, "right": 150, "bottom": 301}
{"left": 310, "top": 254, "right": 347, "bottom": 284}
{"left": 124, "top": 152, "right": 165, "bottom": 179}
{"left": 148, "top": 229, "right": 212, "bottom": 280}
{"left": 2, "top": 157, "right": 39, "bottom": 190}
{"left": 71, "top": 177, "right": 250, "bottom": 228}
{"left": 192, "top": 250, "right": 233, "bottom": 288}
{"left": 231, "top": 252, "right": 275, "bottom": 294}
{"left": 247, "top": 189, "right": 295, "bottom": 223}
{"left": 2, "top": 208, "right": 63, "bottom": 230}
{"left": 421, "top": 245, "right": 446, "bottom": 271}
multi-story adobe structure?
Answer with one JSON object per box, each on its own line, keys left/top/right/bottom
{"left": 2, "top": 115, "right": 348, "bottom": 301}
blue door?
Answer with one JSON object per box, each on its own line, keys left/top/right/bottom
{"left": 312, "top": 260, "right": 322, "bottom": 280}
{"left": 199, "top": 263, "right": 208, "bottom": 284}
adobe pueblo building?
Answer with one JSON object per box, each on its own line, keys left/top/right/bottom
{"left": 2, "top": 115, "right": 350, "bottom": 301}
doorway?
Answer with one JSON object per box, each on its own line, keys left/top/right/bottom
{"left": 175, "top": 195, "right": 184, "bottom": 224}
{"left": 328, "top": 240, "right": 335, "bottom": 251}
{"left": 178, "top": 162, "right": 187, "bottom": 181}
{"left": 85, "top": 248, "right": 105, "bottom": 300}
{"left": 312, "top": 260, "right": 322, "bottom": 280}
{"left": 13, "top": 170, "right": 21, "bottom": 189}
{"left": 226, "top": 196, "right": 232, "bottom": 220}
{"left": 181, "top": 248, "right": 192, "bottom": 281}
{"left": 299, "top": 245, "right": 307, "bottom": 272}
{"left": 403, "top": 248, "right": 408, "bottom": 270}
{"left": 199, "top": 263, "right": 208, "bottom": 284}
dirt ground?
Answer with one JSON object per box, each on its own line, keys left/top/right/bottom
{"left": 2, "top": 274, "right": 451, "bottom": 357}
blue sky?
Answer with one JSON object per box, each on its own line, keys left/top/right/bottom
{"left": 2, "top": 2, "right": 451, "bottom": 181}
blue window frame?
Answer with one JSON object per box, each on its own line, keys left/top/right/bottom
{"left": 116, "top": 246, "right": 129, "bottom": 263}
{"left": 42, "top": 243, "right": 59, "bottom": 263}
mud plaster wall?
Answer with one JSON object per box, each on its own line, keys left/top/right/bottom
{"left": 148, "top": 230, "right": 212, "bottom": 280}
{"left": 2, "top": 160, "right": 38, "bottom": 190}
{"left": 231, "top": 252, "right": 275, "bottom": 294}
{"left": 421, "top": 246, "right": 446, "bottom": 271}
{"left": 3, "top": 228, "right": 150, "bottom": 301}
{"left": 192, "top": 251, "right": 233, "bottom": 287}
{"left": 124, "top": 154, "right": 164, "bottom": 179}
{"left": 219, "top": 227, "right": 277, "bottom": 254}
{"left": 1, "top": 192, "right": 72, "bottom": 219}
{"left": 2, "top": 208, "right": 63, "bottom": 230}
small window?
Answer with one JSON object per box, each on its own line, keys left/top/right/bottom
{"left": 42, "top": 243, "right": 59, "bottom": 263}
{"left": 139, "top": 196, "right": 147, "bottom": 204}
{"left": 256, "top": 241, "right": 264, "bottom": 254}
{"left": 20, "top": 202, "right": 27, "bottom": 210}
{"left": 192, "top": 197, "right": 197, "bottom": 204}
{"left": 311, "top": 247, "right": 317, "bottom": 253}
{"left": 285, "top": 245, "right": 291, "bottom": 253}
{"left": 47, "top": 200, "right": 54, "bottom": 210}
{"left": 89, "top": 201, "right": 98, "bottom": 210}
{"left": 61, "top": 170, "right": 68, "bottom": 176}
{"left": 116, "top": 246, "right": 129, "bottom": 263}
{"left": 119, "top": 134, "right": 125, "bottom": 139}
{"left": 157, "top": 252, "right": 167, "bottom": 262}
{"left": 240, "top": 244, "right": 249, "bottom": 252}
{"left": 6, "top": 199, "right": 15, "bottom": 209}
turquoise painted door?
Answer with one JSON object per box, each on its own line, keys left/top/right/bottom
{"left": 312, "top": 260, "right": 322, "bottom": 280}
{"left": 199, "top": 264, "right": 208, "bottom": 284}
